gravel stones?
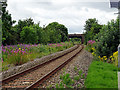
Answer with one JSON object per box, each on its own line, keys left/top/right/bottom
{"left": 2, "top": 45, "right": 81, "bottom": 88}
{"left": 40, "top": 48, "right": 93, "bottom": 88}
{"left": 2, "top": 45, "right": 78, "bottom": 81}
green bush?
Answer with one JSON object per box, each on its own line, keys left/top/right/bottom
{"left": 94, "top": 18, "right": 119, "bottom": 57}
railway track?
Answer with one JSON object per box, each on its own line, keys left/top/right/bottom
{"left": 2, "top": 45, "right": 84, "bottom": 89}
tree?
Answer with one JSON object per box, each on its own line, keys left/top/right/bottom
{"left": 2, "top": 3, "right": 16, "bottom": 45}
{"left": 34, "top": 25, "right": 42, "bottom": 44}
{"left": 95, "top": 18, "right": 119, "bottom": 57}
{"left": 84, "top": 18, "right": 102, "bottom": 44}
{"left": 46, "top": 22, "right": 68, "bottom": 42}
{"left": 16, "top": 18, "right": 34, "bottom": 43}
{"left": 20, "top": 26, "right": 38, "bottom": 44}
{"left": 47, "top": 28, "right": 61, "bottom": 43}
{"left": 40, "top": 29, "right": 50, "bottom": 44}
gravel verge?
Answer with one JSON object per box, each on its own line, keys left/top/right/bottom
{"left": 39, "top": 48, "right": 93, "bottom": 88}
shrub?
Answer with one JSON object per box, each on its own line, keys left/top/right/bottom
{"left": 95, "top": 18, "right": 119, "bottom": 57}
{"left": 7, "top": 48, "right": 30, "bottom": 65}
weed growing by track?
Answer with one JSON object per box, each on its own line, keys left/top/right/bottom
{"left": 47, "top": 66, "right": 86, "bottom": 88}
{"left": 2, "top": 42, "right": 73, "bottom": 71}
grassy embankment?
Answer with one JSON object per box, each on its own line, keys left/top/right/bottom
{"left": 85, "top": 61, "right": 118, "bottom": 88}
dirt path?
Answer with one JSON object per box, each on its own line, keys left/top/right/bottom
{"left": 39, "top": 48, "right": 93, "bottom": 88}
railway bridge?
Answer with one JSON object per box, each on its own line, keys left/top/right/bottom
{"left": 68, "top": 34, "right": 85, "bottom": 44}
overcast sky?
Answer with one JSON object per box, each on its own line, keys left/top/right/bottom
{"left": 7, "top": 0, "right": 118, "bottom": 34}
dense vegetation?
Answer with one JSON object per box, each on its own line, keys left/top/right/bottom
{"left": 1, "top": 2, "right": 81, "bottom": 72}
{"left": 84, "top": 17, "right": 119, "bottom": 88}
{"left": 2, "top": 42, "right": 74, "bottom": 71}
{"left": 2, "top": 3, "right": 68, "bottom": 45}
{"left": 84, "top": 17, "right": 119, "bottom": 57}
{"left": 1, "top": 2, "right": 119, "bottom": 88}
{"left": 84, "top": 18, "right": 103, "bottom": 44}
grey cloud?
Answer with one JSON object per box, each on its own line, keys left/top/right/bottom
{"left": 68, "top": 25, "right": 84, "bottom": 34}
{"left": 7, "top": 0, "right": 117, "bottom": 34}
{"left": 69, "top": 2, "right": 117, "bottom": 12}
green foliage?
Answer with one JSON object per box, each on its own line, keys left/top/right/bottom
{"left": 2, "top": 62, "right": 10, "bottom": 71}
{"left": 70, "top": 38, "right": 81, "bottom": 45}
{"left": 2, "top": 3, "right": 16, "bottom": 45}
{"left": 85, "top": 61, "right": 118, "bottom": 88}
{"left": 84, "top": 18, "right": 102, "bottom": 44}
{"left": 55, "top": 46, "right": 64, "bottom": 51}
{"left": 55, "top": 82, "right": 64, "bottom": 88}
{"left": 16, "top": 18, "right": 34, "bottom": 42}
{"left": 20, "top": 25, "right": 38, "bottom": 44}
{"left": 77, "top": 84, "right": 81, "bottom": 88}
{"left": 59, "top": 73, "right": 74, "bottom": 88}
{"left": 7, "top": 52, "right": 31, "bottom": 66}
{"left": 81, "top": 73, "right": 85, "bottom": 79}
{"left": 84, "top": 17, "right": 119, "bottom": 58}
{"left": 2, "top": 7, "right": 68, "bottom": 45}
{"left": 34, "top": 24, "right": 43, "bottom": 44}
{"left": 2, "top": 42, "right": 73, "bottom": 71}
{"left": 46, "top": 22, "right": 68, "bottom": 42}
{"left": 74, "top": 75, "right": 80, "bottom": 81}
{"left": 38, "top": 45, "right": 48, "bottom": 53}
{"left": 78, "top": 70, "right": 82, "bottom": 76}
{"left": 46, "top": 85, "right": 52, "bottom": 88}
{"left": 56, "top": 68, "right": 84, "bottom": 88}
{"left": 95, "top": 18, "right": 119, "bottom": 57}
{"left": 118, "top": 68, "right": 120, "bottom": 71}
{"left": 74, "top": 66, "right": 77, "bottom": 71}
{"left": 47, "top": 28, "right": 62, "bottom": 43}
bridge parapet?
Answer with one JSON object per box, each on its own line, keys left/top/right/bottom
{"left": 68, "top": 34, "right": 85, "bottom": 44}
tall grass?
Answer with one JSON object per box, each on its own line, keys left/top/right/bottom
{"left": 2, "top": 42, "right": 74, "bottom": 71}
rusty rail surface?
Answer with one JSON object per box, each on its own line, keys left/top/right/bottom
{"left": 25, "top": 45, "right": 84, "bottom": 89}
{"left": 2, "top": 45, "right": 80, "bottom": 86}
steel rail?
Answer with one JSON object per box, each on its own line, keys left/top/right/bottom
{"left": 25, "top": 45, "right": 84, "bottom": 89}
{"left": 2, "top": 45, "right": 79, "bottom": 85}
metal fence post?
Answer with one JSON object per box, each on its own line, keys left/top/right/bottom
{"left": 118, "top": 44, "right": 120, "bottom": 68}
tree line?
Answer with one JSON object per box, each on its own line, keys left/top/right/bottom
{"left": 2, "top": 4, "right": 68, "bottom": 45}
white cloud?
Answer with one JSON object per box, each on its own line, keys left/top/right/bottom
{"left": 6, "top": 0, "right": 118, "bottom": 34}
